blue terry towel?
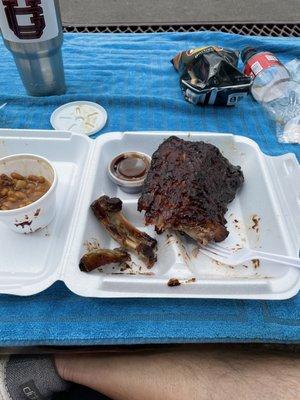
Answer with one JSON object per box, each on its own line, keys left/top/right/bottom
{"left": 0, "top": 32, "right": 299, "bottom": 345}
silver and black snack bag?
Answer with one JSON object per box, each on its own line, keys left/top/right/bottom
{"left": 172, "top": 46, "right": 252, "bottom": 106}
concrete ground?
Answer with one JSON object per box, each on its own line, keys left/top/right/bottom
{"left": 59, "top": 0, "right": 300, "bottom": 26}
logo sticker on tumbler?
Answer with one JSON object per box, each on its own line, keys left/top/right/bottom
{"left": 3, "top": 0, "right": 45, "bottom": 39}
{"left": 0, "top": 0, "right": 58, "bottom": 42}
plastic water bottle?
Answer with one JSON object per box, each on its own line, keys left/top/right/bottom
{"left": 241, "top": 47, "right": 290, "bottom": 102}
{"left": 241, "top": 47, "right": 299, "bottom": 143}
{"left": 0, "top": 0, "right": 66, "bottom": 96}
{"left": 262, "top": 79, "right": 300, "bottom": 143}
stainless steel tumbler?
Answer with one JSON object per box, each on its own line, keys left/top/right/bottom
{"left": 0, "top": 0, "right": 66, "bottom": 96}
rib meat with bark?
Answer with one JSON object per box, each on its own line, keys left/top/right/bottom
{"left": 138, "top": 136, "right": 244, "bottom": 245}
{"left": 79, "top": 248, "right": 131, "bottom": 272}
{"left": 91, "top": 196, "right": 157, "bottom": 268}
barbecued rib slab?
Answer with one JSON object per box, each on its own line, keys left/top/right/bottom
{"left": 91, "top": 196, "right": 157, "bottom": 268}
{"left": 138, "top": 136, "right": 244, "bottom": 244}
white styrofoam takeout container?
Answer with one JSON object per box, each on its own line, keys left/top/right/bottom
{"left": 0, "top": 129, "right": 299, "bottom": 299}
{"left": 0, "top": 154, "right": 57, "bottom": 233}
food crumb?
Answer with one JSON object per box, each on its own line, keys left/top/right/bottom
{"left": 120, "top": 263, "right": 132, "bottom": 272}
{"left": 185, "top": 277, "right": 196, "bottom": 283}
{"left": 251, "top": 214, "right": 261, "bottom": 233}
{"left": 84, "top": 238, "right": 101, "bottom": 252}
{"left": 252, "top": 259, "right": 260, "bottom": 269}
{"left": 213, "top": 259, "right": 226, "bottom": 266}
{"left": 191, "top": 247, "right": 199, "bottom": 258}
{"left": 233, "top": 218, "right": 240, "bottom": 230}
{"left": 232, "top": 244, "right": 242, "bottom": 251}
{"left": 167, "top": 278, "right": 181, "bottom": 287}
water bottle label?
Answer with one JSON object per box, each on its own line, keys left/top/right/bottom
{"left": 0, "top": 0, "right": 58, "bottom": 42}
{"left": 244, "top": 52, "right": 284, "bottom": 78}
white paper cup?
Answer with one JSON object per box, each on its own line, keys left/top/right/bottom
{"left": 0, "top": 154, "right": 57, "bottom": 233}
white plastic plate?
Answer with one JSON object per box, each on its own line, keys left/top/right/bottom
{"left": 0, "top": 129, "right": 299, "bottom": 299}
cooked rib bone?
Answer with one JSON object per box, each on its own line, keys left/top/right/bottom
{"left": 91, "top": 196, "right": 157, "bottom": 268}
{"left": 79, "top": 248, "right": 131, "bottom": 272}
{"left": 138, "top": 136, "right": 244, "bottom": 245}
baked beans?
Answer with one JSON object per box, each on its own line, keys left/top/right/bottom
{"left": 0, "top": 173, "right": 51, "bottom": 211}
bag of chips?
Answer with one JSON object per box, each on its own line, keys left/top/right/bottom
{"left": 172, "top": 46, "right": 252, "bottom": 106}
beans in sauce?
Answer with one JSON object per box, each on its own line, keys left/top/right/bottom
{"left": 0, "top": 173, "right": 51, "bottom": 211}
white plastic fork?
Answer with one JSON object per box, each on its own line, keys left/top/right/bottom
{"left": 200, "top": 243, "right": 300, "bottom": 269}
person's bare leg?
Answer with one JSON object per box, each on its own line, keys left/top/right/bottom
{"left": 55, "top": 348, "right": 300, "bottom": 400}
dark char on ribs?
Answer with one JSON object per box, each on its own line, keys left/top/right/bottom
{"left": 138, "top": 136, "right": 244, "bottom": 244}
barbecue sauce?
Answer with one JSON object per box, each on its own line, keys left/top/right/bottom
{"left": 112, "top": 153, "right": 150, "bottom": 181}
